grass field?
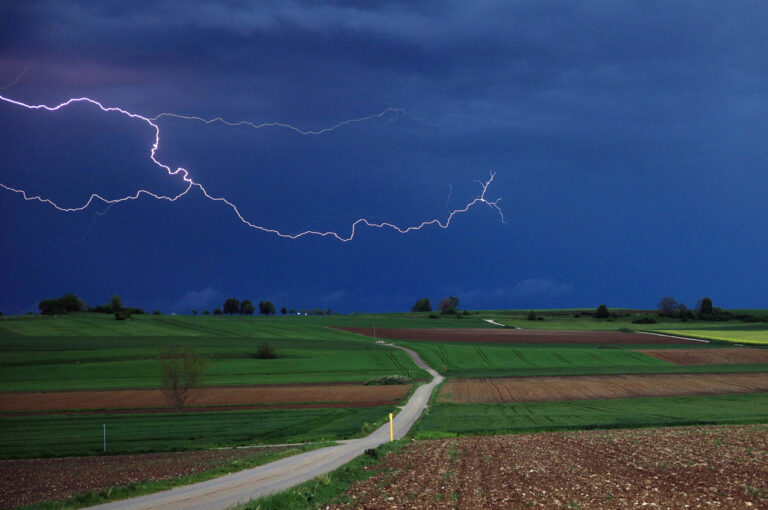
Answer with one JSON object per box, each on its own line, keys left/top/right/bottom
{"left": 0, "top": 316, "right": 428, "bottom": 391}
{"left": 659, "top": 329, "right": 768, "bottom": 345}
{"left": 392, "top": 340, "right": 768, "bottom": 378}
{"left": 416, "top": 393, "right": 768, "bottom": 437}
{"left": 0, "top": 406, "right": 394, "bottom": 459}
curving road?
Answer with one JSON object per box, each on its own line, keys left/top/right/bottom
{"left": 88, "top": 344, "right": 442, "bottom": 510}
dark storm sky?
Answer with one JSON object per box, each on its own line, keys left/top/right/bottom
{"left": 1, "top": 1, "right": 767, "bottom": 314}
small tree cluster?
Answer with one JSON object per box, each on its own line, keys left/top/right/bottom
{"left": 438, "top": 296, "right": 460, "bottom": 314}
{"left": 38, "top": 293, "right": 85, "bottom": 315}
{"left": 411, "top": 298, "right": 432, "bottom": 313}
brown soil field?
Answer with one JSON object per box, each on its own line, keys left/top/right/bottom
{"left": 330, "top": 425, "right": 768, "bottom": 509}
{"left": 0, "top": 446, "right": 293, "bottom": 509}
{"left": 0, "top": 384, "right": 411, "bottom": 413}
{"left": 641, "top": 347, "right": 768, "bottom": 365}
{"left": 439, "top": 373, "right": 768, "bottom": 403}
{"left": 337, "top": 327, "right": 700, "bottom": 344}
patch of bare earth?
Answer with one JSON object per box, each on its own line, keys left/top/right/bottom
{"left": 0, "top": 384, "right": 411, "bottom": 414}
{"left": 336, "top": 328, "right": 699, "bottom": 345}
{"left": 330, "top": 425, "right": 768, "bottom": 509}
{"left": 0, "top": 447, "right": 292, "bottom": 509}
{"left": 439, "top": 373, "right": 768, "bottom": 403}
{"left": 641, "top": 348, "right": 768, "bottom": 365}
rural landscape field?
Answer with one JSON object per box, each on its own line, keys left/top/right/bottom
{"left": 1, "top": 308, "right": 766, "bottom": 509}
{"left": 3, "top": 3, "right": 768, "bottom": 508}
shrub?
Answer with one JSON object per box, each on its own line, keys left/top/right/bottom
{"left": 429, "top": 313, "right": 439, "bottom": 319}
{"left": 256, "top": 342, "right": 277, "bottom": 359}
{"left": 364, "top": 375, "right": 411, "bottom": 385}
{"left": 114, "top": 310, "right": 131, "bottom": 320}
{"left": 527, "top": 310, "right": 537, "bottom": 321}
{"left": 632, "top": 316, "right": 657, "bottom": 324}
{"left": 595, "top": 304, "right": 610, "bottom": 319}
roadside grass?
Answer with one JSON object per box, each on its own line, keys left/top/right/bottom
{"left": 415, "top": 393, "right": 768, "bottom": 438}
{"left": 658, "top": 329, "right": 768, "bottom": 346}
{"left": 0, "top": 406, "right": 397, "bottom": 459}
{"left": 15, "top": 443, "right": 329, "bottom": 510}
{"left": 235, "top": 439, "right": 410, "bottom": 510}
{"left": 391, "top": 341, "right": 768, "bottom": 378}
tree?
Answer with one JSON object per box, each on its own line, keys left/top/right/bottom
{"left": 59, "top": 293, "right": 85, "bottom": 312}
{"left": 259, "top": 300, "right": 276, "bottom": 315}
{"left": 110, "top": 294, "right": 123, "bottom": 313}
{"left": 412, "top": 298, "right": 432, "bottom": 312}
{"left": 438, "top": 296, "right": 459, "bottom": 314}
{"left": 213, "top": 308, "right": 222, "bottom": 315}
{"left": 528, "top": 310, "right": 537, "bottom": 321}
{"left": 698, "top": 297, "right": 714, "bottom": 315}
{"left": 281, "top": 306, "right": 287, "bottom": 315}
{"left": 192, "top": 310, "right": 198, "bottom": 315}
{"left": 240, "top": 299, "right": 255, "bottom": 316}
{"left": 152, "top": 310, "right": 162, "bottom": 315}
{"left": 223, "top": 298, "right": 240, "bottom": 315}
{"left": 202, "top": 310, "right": 210, "bottom": 315}
{"left": 39, "top": 299, "right": 65, "bottom": 315}
{"left": 595, "top": 304, "right": 610, "bottom": 319}
{"left": 658, "top": 297, "right": 679, "bottom": 316}
{"left": 159, "top": 347, "right": 206, "bottom": 411}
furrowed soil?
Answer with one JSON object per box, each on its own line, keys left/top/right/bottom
{"left": 641, "top": 348, "right": 768, "bottom": 365}
{"left": 0, "top": 447, "right": 293, "bottom": 509}
{"left": 336, "top": 328, "right": 699, "bottom": 344}
{"left": 439, "top": 373, "right": 768, "bottom": 403}
{"left": 330, "top": 425, "right": 768, "bottom": 509}
{"left": 0, "top": 384, "right": 411, "bottom": 414}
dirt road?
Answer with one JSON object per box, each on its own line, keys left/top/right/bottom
{"left": 87, "top": 344, "right": 442, "bottom": 510}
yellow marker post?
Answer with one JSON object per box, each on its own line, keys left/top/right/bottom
{"left": 389, "top": 413, "right": 393, "bottom": 442}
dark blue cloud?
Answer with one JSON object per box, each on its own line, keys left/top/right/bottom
{"left": 1, "top": 1, "right": 767, "bottom": 313}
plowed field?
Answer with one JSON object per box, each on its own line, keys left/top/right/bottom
{"left": 0, "top": 384, "right": 411, "bottom": 414}
{"left": 439, "top": 373, "right": 768, "bottom": 403}
{"left": 329, "top": 425, "right": 768, "bottom": 509}
{"left": 337, "top": 327, "right": 699, "bottom": 344}
{"left": 641, "top": 347, "right": 768, "bottom": 365}
{"left": 0, "top": 446, "right": 294, "bottom": 509}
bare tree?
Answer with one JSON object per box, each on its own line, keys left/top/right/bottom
{"left": 159, "top": 347, "right": 207, "bottom": 411}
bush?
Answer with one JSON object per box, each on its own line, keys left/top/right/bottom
{"left": 527, "top": 310, "right": 537, "bottom": 321}
{"left": 632, "top": 316, "right": 657, "bottom": 324}
{"left": 364, "top": 375, "right": 411, "bottom": 385}
{"left": 152, "top": 310, "right": 162, "bottom": 315}
{"left": 114, "top": 310, "right": 131, "bottom": 320}
{"left": 595, "top": 304, "right": 610, "bottom": 319}
{"left": 429, "top": 313, "right": 439, "bottom": 319}
{"left": 256, "top": 342, "right": 277, "bottom": 359}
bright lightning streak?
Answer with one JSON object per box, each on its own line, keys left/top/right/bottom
{"left": 0, "top": 93, "right": 504, "bottom": 241}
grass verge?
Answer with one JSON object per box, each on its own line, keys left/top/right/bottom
{"left": 15, "top": 443, "right": 329, "bottom": 510}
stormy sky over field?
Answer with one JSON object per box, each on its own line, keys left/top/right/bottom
{"left": 1, "top": 1, "right": 767, "bottom": 313}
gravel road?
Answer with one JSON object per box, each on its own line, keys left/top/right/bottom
{"left": 87, "top": 343, "right": 442, "bottom": 510}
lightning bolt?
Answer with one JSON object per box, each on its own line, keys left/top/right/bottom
{"left": 0, "top": 93, "right": 504, "bottom": 241}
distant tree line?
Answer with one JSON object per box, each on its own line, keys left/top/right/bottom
{"left": 37, "top": 293, "right": 143, "bottom": 320}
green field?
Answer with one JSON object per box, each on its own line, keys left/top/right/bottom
{"left": 392, "top": 340, "right": 768, "bottom": 378}
{"left": 0, "top": 406, "right": 393, "bottom": 459}
{"left": 416, "top": 393, "right": 768, "bottom": 437}
{"left": 0, "top": 315, "right": 428, "bottom": 391}
{"left": 659, "top": 329, "right": 768, "bottom": 345}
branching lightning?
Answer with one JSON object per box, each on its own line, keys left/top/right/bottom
{"left": 0, "top": 93, "right": 504, "bottom": 241}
